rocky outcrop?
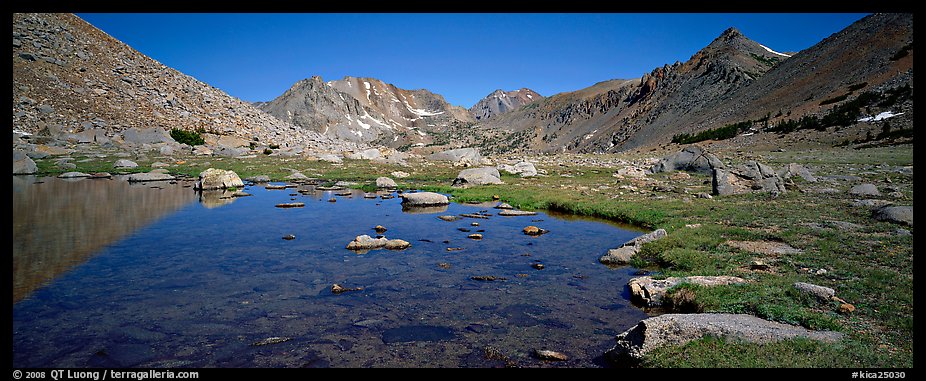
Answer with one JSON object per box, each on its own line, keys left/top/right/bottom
{"left": 712, "top": 161, "right": 786, "bottom": 196}
{"left": 400, "top": 192, "right": 449, "bottom": 207}
{"left": 607, "top": 313, "right": 844, "bottom": 365}
{"left": 628, "top": 275, "right": 747, "bottom": 307}
{"left": 452, "top": 167, "right": 503, "bottom": 187}
{"left": 194, "top": 168, "right": 244, "bottom": 190}
{"left": 872, "top": 205, "right": 913, "bottom": 226}
{"left": 650, "top": 145, "right": 724, "bottom": 174}
{"left": 13, "top": 150, "right": 37, "bottom": 175}
{"left": 599, "top": 229, "right": 667, "bottom": 265}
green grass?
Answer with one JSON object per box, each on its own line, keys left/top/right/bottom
{"left": 28, "top": 143, "right": 913, "bottom": 368}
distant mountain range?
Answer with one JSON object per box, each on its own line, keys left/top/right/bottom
{"left": 13, "top": 13, "right": 912, "bottom": 155}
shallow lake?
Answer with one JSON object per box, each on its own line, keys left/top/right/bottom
{"left": 12, "top": 176, "right": 649, "bottom": 367}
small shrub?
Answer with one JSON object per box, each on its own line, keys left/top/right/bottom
{"left": 169, "top": 128, "right": 205, "bottom": 146}
{"left": 263, "top": 148, "right": 273, "bottom": 155}
{"left": 269, "top": 144, "right": 280, "bottom": 149}
{"left": 671, "top": 121, "right": 753, "bottom": 144}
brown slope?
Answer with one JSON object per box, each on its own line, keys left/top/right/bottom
{"left": 12, "top": 13, "right": 343, "bottom": 150}
{"left": 683, "top": 13, "right": 913, "bottom": 134}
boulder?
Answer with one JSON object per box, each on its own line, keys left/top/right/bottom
{"left": 319, "top": 154, "right": 343, "bottom": 164}
{"left": 13, "top": 149, "right": 37, "bottom": 175}
{"left": 428, "top": 147, "right": 482, "bottom": 164}
{"left": 849, "top": 184, "right": 881, "bottom": 197}
{"left": 778, "top": 163, "right": 817, "bottom": 182}
{"left": 793, "top": 282, "right": 836, "bottom": 301}
{"left": 246, "top": 175, "right": 271, "bottom": 183}
{"left": 628, "top": 275, "right": 746, "bottom": 307}
{"left": 121, "top": 127, "right": 172, "bottom": 145}
{"left": 400, "top": 192, "right": 449, "bottom": 207}
{"left": 194, "top": 168, "right": 244, "bottom": 190}
{"left": 214, "top": 146, "right": 248, "bottom": 157}
{"left": 499, "top": 161, "right": 538, "bottom": 177}
{"left": 113, "top": 159, "right": 138, "bottom": 169}
{"left": 159, "top": 145, "right": 176, "bottom": 156}
{"left": 376, "top": 177, "right": 397, "bottom": 188}
{"left": 712, "top": 161, "right": 786, "bottom": 196}
{"left": 599, "top": 229, "right": 667, "bottom": 265}
{"left": 607, "top": 313, "right": 844, "bottom": 365}
{"left": 615, "top": 166, "right": 648, "bottom": 179}
{"left": 384, "top": 239, "right": 411, "bottom": 250}
{"left": 285, "top": 172, "right": 308, "bottom": 181}
{"left": 872, "top": 205, "right": 913, "bottom": 226}
{"left": 347, "top": 148, "right": 382, "bottom": 160}
{"left": 127, "top": 171, "right": 175, "bottom": 182}
{"left": 453, "top": 167, "right": 502, "bottom": 187}
{"left": 192, "top": 145, "right": 213, "bottom": 156}
{"left": 650, "top": 145, "right": 724, "bottom": 174}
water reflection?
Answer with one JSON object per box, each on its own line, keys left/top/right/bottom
{"left": 12, "top": 176, "right": 197, "bottom": 303}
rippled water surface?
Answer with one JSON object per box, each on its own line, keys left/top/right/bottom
{"left": 13, "top": 176, "right": 648, "bottom": 367}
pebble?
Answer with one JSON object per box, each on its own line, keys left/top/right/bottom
{"left": 282, "top": 234, "right": 296, "bottom": 240}
{"left": 438, "top": 263, "right": 451, "bottom": 269}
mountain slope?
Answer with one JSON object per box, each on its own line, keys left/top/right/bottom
{"left": 680, "top": 12, "right": 914, "bottom": 135}
{"left": 12, "top": 13, "right": 349, "bottom": 151}
{"left": 258, "top": 76, "right": 474, "bottom": 147}
{"left": 470, "top": 88, "right": 543, "bottom": 121}
{"left": 472, "top": 27, "right": 790, "bottom": 153}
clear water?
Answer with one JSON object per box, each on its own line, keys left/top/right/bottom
{"left": 12, "top": 177, "right": 648, "bottom": 368}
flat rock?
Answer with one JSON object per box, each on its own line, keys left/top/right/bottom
{"left": 331, "top": 284, "right": 363, "bottom": 294}
{"left": 872, "top": 205, "right": 913, "bottom": 226}
{"left": 57, "top": 171, "right": 91, "bottom": 178}
{"left": 400, "top": 192, "right": 449, "bottom": 207}
{"left": 127, "top": 172, "right": 175, "bottom": 182}
{"left": 113, "top": 159, "right": 138, "bottom": 169}
{"left": 194, "top": 168, "right": 244, "bottom": 190}
{"left": 438, "top": 215, "right": 461, "bottom": 222}
{"left": 849, "top": 183, "right": 881, "bottom": 197}
{"left": 384, "top": 239, "right": 411, "bottom": 250}
{"left": 245, "top": 175, "right": 271, "bottom": 183}
{"left": 251, "top": 337, "right": 291, "bottom": 347}
{"left": 607, "top": 313, "right": 844, "bottom": 365}
{"left": 599, "top": 229, "right": 667, "bottom": 265}
{"left": 628, "top": 276, "right": 747, "bottom": 307}
{"left": 851, "top": 199, "right": 894, "bottom": 208}
{"left": 498, "top": 209, "right": 537, "bottom": 216}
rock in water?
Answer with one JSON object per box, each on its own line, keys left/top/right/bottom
{"left": 376, "top": 176, "right": 397, "bottom": 188}
{"left": 346, "top": 235, "right": 388, "bottom": 250}
{"left": 195, "top": 168, "right": 244, "bottom": 190}
{"left": 374, "top": 225, "right": 387, "bottom": 233}
{"left": 599, "top": 229, "right": 667, "bottom": 265}
{"left": 57, "top": 171, "right": 91, "bottom": 178}
{"left": 282, "top": 234, "right": 296, "bottom": 240}
{"left": 331, "top": 284, "right": 363, "bottom": 294}
{"left": 523, "top": 226, "right": 548, "bottom": 236}
{"left": 385, "top": 239, "right": 411, "bottom": 250}
{"left": 400, "top": 192, "right": 449, "bottom": 206}
{"left": 533, "top": 349, "right": 568, "bottom": 361}
{"left": 13, "top": 150, "right": 37, "bottom": 175}
{"left": 872, "top": 205, "right": 913, "bottom": 226}
{"left": 607, "top": 313, "right": 844, "bottom": 365}
{"left": 498, "top": 209, "right": 537, "bottom": 216}
{"left": 127, "top": 171, "right": 175, "bottom": 182}
{"left": 467, "top": 234, "right": 483, "bottom": 240}
{"left": 275, "top": 203, "right": 305, "bottom": 208}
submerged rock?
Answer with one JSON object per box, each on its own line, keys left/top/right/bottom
{"left": 533, "top": 349, "right": 568, "bottom": 361}
{"left": 607, "top": 313, "right": 844, "bottom": 365}
{"left": 331, "top": 284, "right": 363, "bottom": 294}
{"left": 471, "top": 275, "right": 506, "bottom": 281}
{"left": 523, "top": 226, "right": 548, "bottom": 236}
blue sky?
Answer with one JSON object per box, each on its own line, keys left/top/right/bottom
{"left": 78, "top": 13, "right": 868, "bottom": 107}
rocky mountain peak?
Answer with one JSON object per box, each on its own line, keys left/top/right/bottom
{"left": 469, "top": 88, "right": 543, "bottom": 121}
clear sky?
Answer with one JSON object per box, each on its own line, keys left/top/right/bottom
{"left": 77, "top": 13, "right": 869, "bottom": 108}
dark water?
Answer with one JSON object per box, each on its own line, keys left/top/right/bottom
{"left": 12, "top": 177, "right": 649, "bottom": 368}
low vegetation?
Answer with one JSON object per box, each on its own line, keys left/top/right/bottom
{"left": 671, "top": 120, "right": 754, "bottom": 144}
{"left": 169, "top": 128, "right": 205, "bottom": 146}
